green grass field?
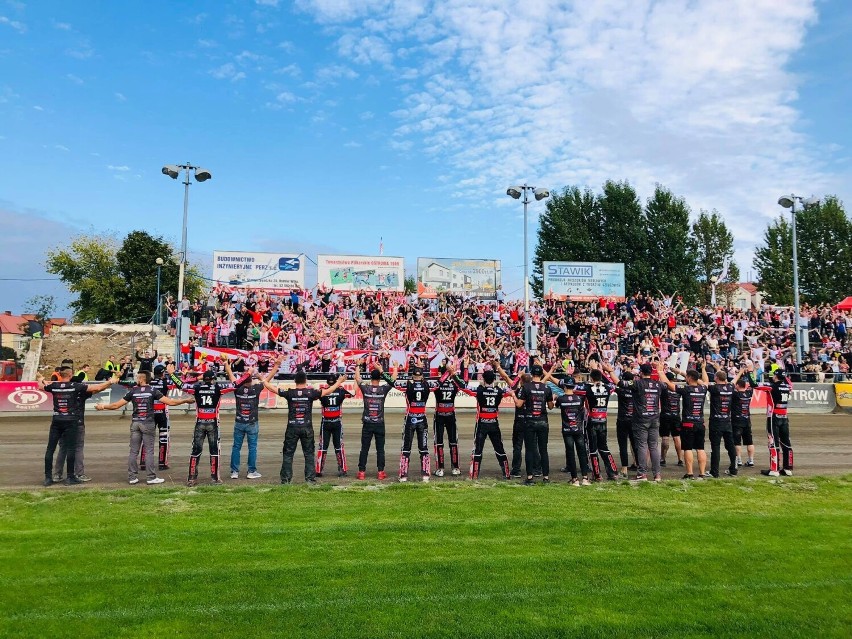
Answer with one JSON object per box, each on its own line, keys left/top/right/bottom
{"left": 2, "top": 477, "right": 850, "bottom": 639}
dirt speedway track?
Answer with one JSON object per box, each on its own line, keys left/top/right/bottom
{"left": 2, "top": 411, "right": 849, "bottom": 489}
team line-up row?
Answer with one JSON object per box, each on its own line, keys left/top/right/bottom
{"left": 37, "top": 353, "right": 794, "bottom": 487}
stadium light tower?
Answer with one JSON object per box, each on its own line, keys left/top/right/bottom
{"left": 162, "top": 162, "right": 212, "bottom": 360}
{"left": 777, "top": 194, "right": 819, "bottom": 364}
{"left": 506, "top": 184, "right": 550, "bottom": 352}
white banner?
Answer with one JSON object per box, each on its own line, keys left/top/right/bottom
{"left": 212, "top": 251, "right": 305, "bottom": 291}
{"left": 416, "top": 257, "right": 501, "bottom": 299}
{"left": 317, "top": 255, "right": 404, "bottom": 292}
{"left": 543, "top": 261, "right": 626, "bottom": 301}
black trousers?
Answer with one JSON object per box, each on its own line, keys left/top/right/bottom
{"left": 510, "top": 415, "right": 526, "bottom": 475}
{"left": 358, "top": 421, "right": 386, "bottom": 472}
{"left": 562, "top": 429, "right": 589, "bottom": 478}
{"left": 768, "top": 415, "right": 793, "bottom": 470}
{"left": 400, "top": 414, "right": 430, "bottom": 477}
{"left": 709, "top": 419, "right": 736, "bottom": 477}
{"left": 587, "top": 422, "right": 618, "bottom": 479}
{"left": 433, "top": 413, "right": 459, "bottom": 469}
{"left": 524, "top": 420, "right": 549, "bottom": 477}
{"left": 44, "top": 419, "right": 78, "bottom": 479}
{"left": 616, "top": 418, "right": 637, "bottom": 467}
{"left": 281, "top": 424, "right": 315, "bottom": 483}
{"left": 317, "top": 418, "right": 347, "bottom": 473}
{"left": 471, "top": 420, "right": 509, "bottom": 479}
{"left": 189, "top": 420, "right": 220, "bottom": 480}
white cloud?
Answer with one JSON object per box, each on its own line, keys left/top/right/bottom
{"left": 54, "top": 22, "right": 72, "bottom": 30}
{"left": 65, "top": 73, "right": 84, "bottom": 85}
{"left": 274, "top": 63, "right": 301, "bottom": 76}
{"left": 0, "top": 15, "right": 26, "bottom": 33}
{"left": 360, "top": 110, "right": 374, "bottom": 120}
{"left": 32, "top": 105, "right": 43, "bottom": 111}
{"left": 197, "top": 38, "right": 217, "bottom": 48}
{"left": 114, "top": 92, "right": 127, "bottom": 102}
{"left": 315, "top": 64, "right": 359, "bottom": 83}
{"left": 107, "top": 165, "right": 130, "bottom": 171}
{"left": 236, "top": 50, "right": 261, "bottom": 64}
{"left": 54, "top": 144, "right": 70, "bottom": 152}
{"left": 343, "top": 140, "right": 362, "bottom": 148}
{"left": 256, "top": 0, "right": 280, "bottom": 5}
{"left": 210, "top": 63, "right": 246, "bottom": 81}
{"left": 297, "top": 0, "right": 842, "bottom": 268}
{"left": 66, "top": 40, "right": 94, "bottom": 59}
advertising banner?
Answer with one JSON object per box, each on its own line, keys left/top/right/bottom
{"left": 542, "top": 261, "right": 626, "bottom": 301}
{"left": 416, "top": 257, "right": 501, "bottom": 299}
{"left": 0, "top": 381, "right": 111, "bottom": 412}
{"left": 212, "top": 251, "right": 305, "bottom": 291}
{"left": 835, "top": 382, "right": 852, "bottom": 413}
{"left": 317, "top": 255, "right": 404, "bottom": 292}
{"left": 752, "top": 384, "right": 836, "bottom": 413}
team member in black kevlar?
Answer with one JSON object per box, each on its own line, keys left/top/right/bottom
{"left": 431, "top": 363, "right": 466, "bottom": 477}
{"left": 171, "top": 355, "right": 247, "bottom": 487}
{"left": 393, "top": 364, "right": 436, "bottom": 482}
{"left": 759, "top": 370, "right": 795, "bottom": 477}
{"left": 574, "top": 361, "right": 618, "bottom": 481}
{"left": 459, "top": 367, "right": 513, "bottom": 480}
{"left": 316, "top": 373, "right": 354, "bottom": 478}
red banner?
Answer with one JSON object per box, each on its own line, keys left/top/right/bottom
{"left": 0, "top": 381, "right": 51, "bottom": 412}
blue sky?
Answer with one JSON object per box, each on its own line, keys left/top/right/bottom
{"left": 1, "top": 0, "right": 849, "bottom": 316}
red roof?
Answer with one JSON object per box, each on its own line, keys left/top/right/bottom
{"left": 0, "top": 312, "right": 67, "bottom": 335}
{"left": 0, "top": 312, "right": 28, "bottom": 335}
{"left": 738, "top": 282, "right": 759, "bottom": 294}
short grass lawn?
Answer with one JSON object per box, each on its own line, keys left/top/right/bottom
{"left": 1, "top": 476, "right": 850, "bottom": 638}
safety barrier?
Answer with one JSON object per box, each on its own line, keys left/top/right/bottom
{"left": 2, "top": 380, "right": 845, "bottom": 416}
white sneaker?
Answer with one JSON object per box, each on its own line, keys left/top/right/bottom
{"left": 129, "top": 477, "right": 139, "bottom": 485}
{"left": 581, "top": 478, "right": 591, "bottom": 486}
{"left": 735, "top": 457, "right": 742, "bottom": 467}
{"left": 246, "top": 471, "right": 262, "bottom": 479}
{"left": 435, "top": 469, "right": 444, "bottom": 477}
{"left": 146, "top": 477, "right": 165, "bottom": 485}
{"left": 399, "top": 476, "right": 408, "bottom": 482}
{"left": 422, "top": 476, "right": 430, "bottom": 483}
{"left": 230, "top": 472, "right": 239, "bottom": 479}
{"left": 451, "top": 468, "right": 461, "bottom": 476}
{"left": 781, "top": 469, "right": 793, "bottom": 476}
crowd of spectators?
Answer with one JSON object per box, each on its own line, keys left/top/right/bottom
{"left": 158, "top": 285, "right": 851, "bottom": 383}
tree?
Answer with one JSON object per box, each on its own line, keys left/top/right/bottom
{"left": 45, "top": 234, "right": 125, "bottom": 323}
{"left": 794, "top": 196, "right": 852, "bottom": 305}
{"left": 644, "top": 185, "right": 699, "bottom": 302}
{"left": 598, "top": 180, "right": 650, "bottom": 294}
{"left": 691, "top": 210, "right": 739, "bottom": 305}
{"left": 46, "top": 230, "right": 205, "bottom": 323}
{"left": 0, "top": 346, "right": 17, "bottom": 361}
{"left": 24, "top": 295, "right": 56, "bottom": 335}
{"left": 531, "top": 185, "right": 600, "bottom": 297}
{"left": 753, "top": 217, "right": 793, "bottom": 306}
{"left": 404, "top": 275, "right": 416, "bottom": 295}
